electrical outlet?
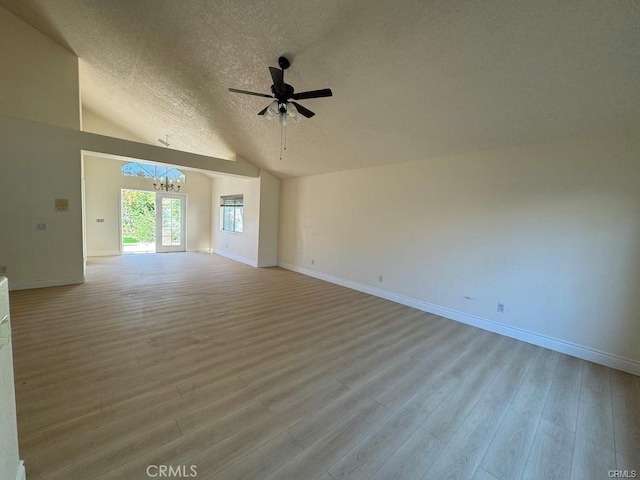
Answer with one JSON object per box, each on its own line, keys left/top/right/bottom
{"left": 0, "top": 266, "right": 6, "bottom": 274}
{"left": 378, "top": 275, "right": 383, "bottom": 282}
{"left": 497, "top": 303, "right": 505, "bottom": 313}
{"left": 96, "top": 218, "right": 105, "bottom": 223}
{"left": 36, "top": 223, "right": 47, "bottom": 231}
{"left": 311, "top": 259, "right": 315, "bottom": 265}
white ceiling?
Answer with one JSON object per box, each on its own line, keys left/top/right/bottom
{"left": 2, "top": 0, "right": 639, "bottom": 177}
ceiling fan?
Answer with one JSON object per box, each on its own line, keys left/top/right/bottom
{"left": 229, "top": 56, "right": 332, "bottom": 125}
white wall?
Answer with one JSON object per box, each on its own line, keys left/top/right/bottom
{"left": 257, "top": 170, "right": 280, "bottom": 267}
{"left": 0, "top": 118, "right": 85, "bottom": 290}
{"left": 211, "top": 170, "right": 280, "bottom": 267}
{"left": 211, "top": 175, "right": 261, "bottom": 266}
{"left": 0, "top": 6, "right": 83, "bottom": 290}
{"left": 0, "top": 277, "right": 23, "bottom": 480}
{"left": 279, "top": 132, "right": 640, "bottom": 374}
{"left": 82, "top": 108, "right": 146, "bottom": 143}
{"left": 0, "top": 6, "right": 79, "bottom": 130}
{"left": 84, "top": 155, "right": 212, "bottom": 256}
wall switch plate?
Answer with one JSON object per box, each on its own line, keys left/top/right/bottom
{"left": 497, "top": 303, "right": 505, "bottom": 313}
{"left": 55, "top": 198, "right": 69, "bottom": 212}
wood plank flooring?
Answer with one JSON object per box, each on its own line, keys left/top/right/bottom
{"left": 8, "top": 253, "right": 640, "bottom": 480}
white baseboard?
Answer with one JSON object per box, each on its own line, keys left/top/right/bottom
{"left": 89, "top": 249, "right": 212, "bottom": 256}
{"left": 87, "top": 250, "right": 120, "bottom": 257}
{"left": 212, "top": 249, "right": 258, "bottom": 267}
{"left": 257, "top": 260, "right": 278, "bottom": 267}
{"left": 14, "top": 460, "right": 26, "bottom": 480}
{"left": 8, "top": 276, "right": 85, "bottom": 291}
{"left": 279, "top": 262, "right": 640, "bottom": 376}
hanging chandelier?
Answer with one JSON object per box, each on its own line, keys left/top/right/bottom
{"left": 153, "top": 176, "right": 181, "bottom": 192}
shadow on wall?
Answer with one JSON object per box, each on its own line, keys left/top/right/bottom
{"left": 430, "top": 143, "right": 640, "bottom": 363}
{"left": 278, "top": 132, "right": 640, "bottom": 365}
{"left": 496, "top": 189, "right": 640, "bottom": 362}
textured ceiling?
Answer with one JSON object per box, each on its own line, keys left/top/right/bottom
{"left": 2, "top": 0, "right": 639, "bottom": 177}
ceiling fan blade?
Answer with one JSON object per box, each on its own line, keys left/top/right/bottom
{"left": 290, "top": 88, "right": 333, "bottom": 100}
{"left": 229, "top": 88, "right": 273, "bottom": 98}
{"left": 269, "top": 67, "right": 285, "bottom": 95}
{"left": 257, "top": 106, "right": 268, "bottom": 115}
{"left": 291, "top": 101, "right": 315, "bottom": 118}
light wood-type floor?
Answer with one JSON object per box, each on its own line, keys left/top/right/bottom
{"left": 9, "top": 253, "right": 640, "bottom": 480}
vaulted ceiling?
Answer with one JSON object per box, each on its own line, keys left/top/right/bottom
{"left": 2, "top": 0, "right": 639, "bottom": 177}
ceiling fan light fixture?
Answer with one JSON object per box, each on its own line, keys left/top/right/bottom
{"left": 266, "top": 100, "right": 279, "bottom": 115}
{"left": 286, "top": 103, "right": 302, "bottom": 123}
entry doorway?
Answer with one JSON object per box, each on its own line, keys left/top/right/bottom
{"left": 121, "top": 189, "right": 186, "bottom": 254}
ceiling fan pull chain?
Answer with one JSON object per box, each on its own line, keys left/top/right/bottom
{"left": 280, "top": 123, "right": 285, "bottom": 160}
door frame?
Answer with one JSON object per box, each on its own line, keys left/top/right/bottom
{"left": 155, "top": 192, "right": 187, "bottom": 253}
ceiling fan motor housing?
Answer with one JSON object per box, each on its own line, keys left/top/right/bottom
{"left": 278, "top": 56, "right": 291, "bottom": 70}
{"left": 271, "top": 83, "right": 295, "bottom": 101}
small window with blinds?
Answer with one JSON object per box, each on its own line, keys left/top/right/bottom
{"left": 220, "top": 194, "right": 243, "bottom": 233}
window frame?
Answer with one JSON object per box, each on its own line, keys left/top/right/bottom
{"left": 121, "top": 162, "right": 186, "bottom": 183}
{"left": 220, "top": 194, "right": 244, "bottom": 233}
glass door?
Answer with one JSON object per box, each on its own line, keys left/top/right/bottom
{"left": 156, "top": 194, "right": 186, "bottom": 253}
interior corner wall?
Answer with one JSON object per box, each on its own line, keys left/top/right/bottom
{"left": 82, "top": 107, "right": 147, "bottom": 143}
{"left": 0, "top": 7, "right": 84, "bottom": 291}
{"left": 257, "top": 170, "right": 280, "bottom": 267}
{"left": 0, "top": 5, "right": 80, "bottom": 130}
{"left": 84, "top": 155, "right": 212, "bottom": 256}
{"left": 0, "top": 118, "right": 84, "bottom": 290}
{"left": 211, "top": 175, "right": 260, "bottom": 266}
{"left": 278, "top": 132, "right": 640, "bottom": 374}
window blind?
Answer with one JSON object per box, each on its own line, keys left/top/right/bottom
{"left": 220, "top": 195, "right": 243, "bottom": 207}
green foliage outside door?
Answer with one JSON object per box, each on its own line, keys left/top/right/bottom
{"left": 121, "top": 190, "right": 156, "bottom": 244}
